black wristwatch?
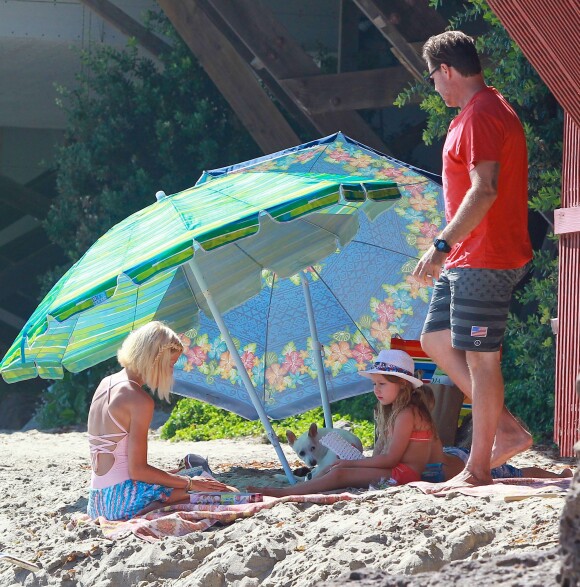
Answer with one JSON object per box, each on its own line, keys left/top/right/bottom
{"left": 433, "top": 238, "right": 452, "bottom": 253}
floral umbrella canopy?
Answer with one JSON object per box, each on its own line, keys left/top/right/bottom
{"left": 0, "top": 132, "right": 443, "bottom": 480}
{"left": 172, "top": 133, "right": 444, "bottom": 418}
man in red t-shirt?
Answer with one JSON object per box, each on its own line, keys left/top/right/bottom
{"left": 412, "top": 31, "right": 533, "bottom": 489}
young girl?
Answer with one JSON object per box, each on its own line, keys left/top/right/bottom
{"left": 87, "top": 321, "right": 234, "bottom": 521}
{"left": 250, "top": 349, "right": 435, "bottom": 497}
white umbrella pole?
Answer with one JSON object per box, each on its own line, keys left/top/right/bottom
{"left": 300, "top": 273, "right": 333, "bottom": 428}
{"left": 185, "top": 258, "right": 297, "bottom": 485}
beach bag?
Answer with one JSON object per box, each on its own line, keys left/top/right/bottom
{"left": 177, "top": 453, "right": 215, "bottom": 478}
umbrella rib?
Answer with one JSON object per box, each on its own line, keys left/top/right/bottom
{"left": 310, "top": 267, "right": 377, "bottom": 355}
{"left": 262, "top": 272, "right": 276, "bottom": 403}
{"left": 233, "top": 242, "right": 264, "bottom": 270}
{"left": 288, "top": 136, "right": 440, "bottom": 186}
{"left": 296, "top": 216, "right": 420, "bottom": 261}
{"left": 180, "top": 261, "right": 205, "bottom": 312}
{"left": 350, "top": 240, "right": 419, "bottom": 260}
{"left": 304, "top": 142, "right": 333, "bottom": 173}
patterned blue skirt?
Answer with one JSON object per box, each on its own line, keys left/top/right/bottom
{"left": 87, "top": 480, "right": 173, "bottom": 521}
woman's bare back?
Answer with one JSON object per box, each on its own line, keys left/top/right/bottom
{"left": 88, "top": 373, "right": 146, "bottom": 477}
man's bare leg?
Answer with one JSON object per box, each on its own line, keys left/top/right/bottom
{"left": 421, "top": 331, "right": 531, "bottom": 471}
{"left": 461, "top": 350, "right": 504, "bottom": 484}
{"left": 424, "top": 349, "right": 502, "bottom": 489}
{"left": 421, "top": 330, "right": 473, "bottom": 395}
{"left": 491, "top": 409, "right": 532, "bottom": 467}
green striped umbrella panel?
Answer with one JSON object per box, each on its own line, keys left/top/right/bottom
{"left": 1, "top": 168, "right": 401, "bottom": 383}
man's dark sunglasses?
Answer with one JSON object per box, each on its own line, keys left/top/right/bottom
{"left": 424, "top": 65, "right": 441, "bottom": 86}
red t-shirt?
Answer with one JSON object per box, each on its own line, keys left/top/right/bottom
{"left": 442, "top": 87, "right": 532, "bottom": 269}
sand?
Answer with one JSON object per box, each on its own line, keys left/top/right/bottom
{"left": 0, "top": 426, "right": 575, "bottom": 587}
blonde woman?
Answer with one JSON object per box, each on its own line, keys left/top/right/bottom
{"left": 87, "top": 321, "right": 232, "bottom": 520}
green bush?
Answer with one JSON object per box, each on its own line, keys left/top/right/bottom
{"left": 502, "top": 248, "right": 558, "bottom": 441}
{"left": 161, "top": 397, "right": 376, "bottom": 448}
{"left": 35, "top": 362, "right": 115, "bottom": 428}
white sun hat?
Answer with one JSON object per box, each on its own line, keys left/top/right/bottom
{"left": 359, "top": 349, "right": 424, "bottom": 388}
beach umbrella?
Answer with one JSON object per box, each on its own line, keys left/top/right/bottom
{"left": 0, "top": 132, "right": 444, "bottom": 482}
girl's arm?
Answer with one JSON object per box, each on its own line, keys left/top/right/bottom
{"left": 126, "top": 393, "right": 226, "bottom": 491}
{"left": 334, "top": 408, "right": 415, "bottom": 470}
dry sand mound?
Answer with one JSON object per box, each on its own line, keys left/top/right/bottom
{"left": 0, "top": 429, "right": 574, "bottom": 586}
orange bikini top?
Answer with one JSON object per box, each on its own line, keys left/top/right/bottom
{"left": 409, "top": 429, "right": 433, "bottom": 441}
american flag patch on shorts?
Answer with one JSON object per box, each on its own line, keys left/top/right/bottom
{"left": 471, "top": 326, "right": 488, "bottom": 337}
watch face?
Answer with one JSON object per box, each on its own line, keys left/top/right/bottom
{"left": 434, "top": 239, "right": 450, "bottom": 252}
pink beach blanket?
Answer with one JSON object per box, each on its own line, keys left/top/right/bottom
{"left": 75, "top": 493, "right": 355, "bottom": 542}
{"left": 409, "top": 477, "right": 571, "bottom": 499}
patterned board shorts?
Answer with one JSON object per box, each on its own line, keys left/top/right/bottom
{"left": 422, "top": 264, "right": 530, "bottom": 352}
{"left": 88, "top": 480, "right": 173, "bottom": 521}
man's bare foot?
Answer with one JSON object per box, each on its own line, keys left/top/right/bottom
{"left": 490, "top": 413, "right": 533, "bottom": 468}
{"left": 559, "top": 468, "right": 574, "bottom": 478}
{"left": 424, "top": 467, "right": 493, "bottom": 494}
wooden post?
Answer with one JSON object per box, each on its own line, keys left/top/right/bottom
{"left": 430, "top": 384, "right": 464, "bottom": 447}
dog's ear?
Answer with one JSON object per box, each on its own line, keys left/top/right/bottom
{"left": 308, "top": 422, "right": 318, "bottom": 438}
{"left": 286, "top": 430, "right": 297, "bottom": 446}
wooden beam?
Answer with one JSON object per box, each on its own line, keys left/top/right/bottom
{"left": 206, "top": 0, "right": 390, "bottom": 153}
{"left": 352, "top": 0, "right": 427, "bottom": 81}
{"left": 178, "top": 0, "right": 318, "bottom": 138}
{"left": 280, "top": 67, "right": 414, "bottom": 114}
{"left": 0, "top": 175, "right": 52, "bottom": 219}
{"left": 0, "top": 244, "right": 64, "bottom": 302}
{"left": 79, "top": 0, "right": 171, "bottom": 58}
{"left": 555, "top": 206, "right": 580, "bottom": 235}
{"left": 338, "top": 0, "right": 360, "bottom": 74}
{"left": 83, "top": 0, "right": 303, "bottom": 151}
{"left": 156, "top": 0, "right": 300, "bottom": 154}
{"left": 0, "top": 216, "right": 40, "bottom": 249}
{"left": 369, "top": 0, "right": 447, "bottom": 42}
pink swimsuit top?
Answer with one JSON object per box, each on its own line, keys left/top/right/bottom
{"left": 89, "top": 378, "right": 139, "bottom": 489}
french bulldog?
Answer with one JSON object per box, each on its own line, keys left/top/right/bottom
{"left": 286, "top": 422, "right": 363, "bottom": 481}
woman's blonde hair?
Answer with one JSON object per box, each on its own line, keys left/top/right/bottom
{"left": 376, "top": 376, "right": 435, "bottom": 438}
{"left": 117, "top": 321, "right": 184, "bottom": 402}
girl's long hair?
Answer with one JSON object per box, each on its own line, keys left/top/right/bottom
{"left": 117, "top": 321, "right": 184, "bottom": 402}
{"left": 376, "top": 379, "right": 436, "bottom": 439}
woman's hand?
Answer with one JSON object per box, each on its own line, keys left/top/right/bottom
{"left": 187, "top": 476, "right": 236, "bottom": 492}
